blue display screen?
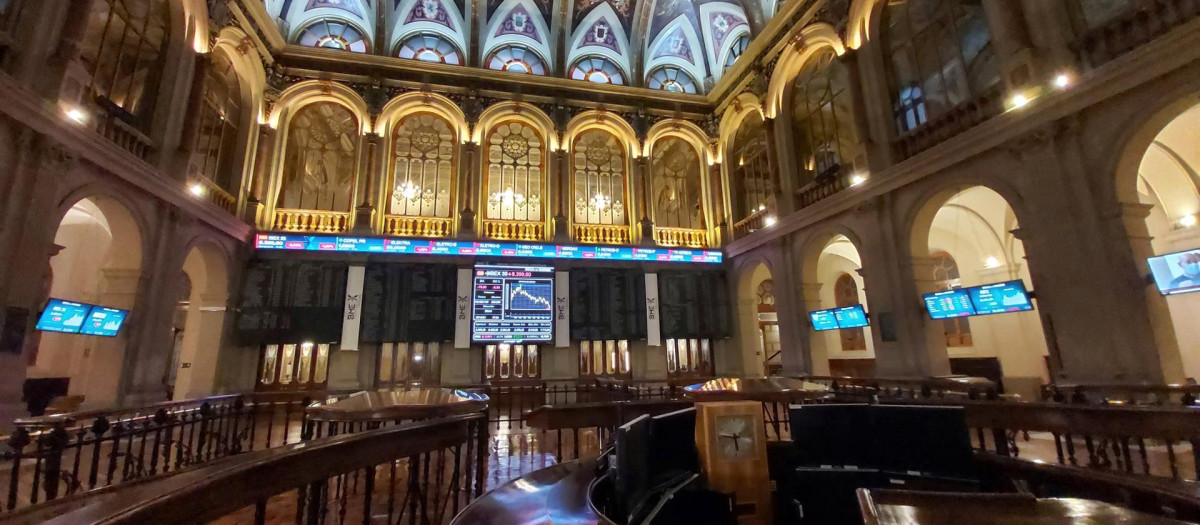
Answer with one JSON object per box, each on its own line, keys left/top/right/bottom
{"left": 968, "top": 280, "right": 1034, "bottom": 316}
{"left": 833, "top": 305, "right": 870, "bottom": 329}
{"left": 80, "top": 306, "right": 129, "bottom": 337}
{"left": 255, "top": 234, "right": 723, "bottom": 264}
{"left": 1148, "top": 249, "right": 1200, "bottom": 296}
{"left": 923, "top": 289, "right": 976, "bottom": 320}
{"left": 36, "top": 299, "right": 92, "bottom": 334}
{"left": 471, "top": 264, "right": 555, "bottom": 343}
{"left": 809, "top": 309, "right": 840, "bottom": 331}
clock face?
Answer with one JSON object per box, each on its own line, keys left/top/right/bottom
{"left": 714, "top": 415, "right": 756, "bottom": 460}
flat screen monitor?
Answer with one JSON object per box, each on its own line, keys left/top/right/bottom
{"left": 789, "top": 404, "right": 873, "bottom": 468}
{"left": 35, "top": 299, "right": 92, "bottom": 334}
{"left": 471, "top": 263, "right": 554, "bottom": 343}
{"left": 1149, "top": 249, "right": 1200, "bottom": 296}
{"left": 923, "top": 288, "right": 976, "bottom": 320}
{"left": 967, "top": 280, "right": 1034, "bottom": 316}
{"left": 615, "top": 414, "right": 652, "bottom": 523}
{"left": 648, "top": 408, "right": 699, "bottom": 486}
{"left": 80, "top": 306, "right": 128, "bottom": 337}
{"left": 870, "top": 405, "right": 975, "bottom": 478}
{"left": 809, "top": 309, "right": 840, "bottom": 331}
{"left": 833, "top": 305, "right": 869, "bottom": 329}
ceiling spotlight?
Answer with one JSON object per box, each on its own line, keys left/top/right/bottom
{"left": 850, "top": 174, "right": 867, "bottom": 186}
{"left": 189, "top": 183, "right": 207, "bottom": 197}
{"left": 1053, "top": 73, "right": 1071, "bottom": 89}
{"left": 984, "top": 256, "right": 1000, "bottom": 269}
{"left": 64, "top": 107, "right": 87, "bottom": 124}
{"left": 1010, "top": 94, "right": 1030, "bottom": 109}
{"left": 1180, "top": 214, "right": 1198, "bottom": 228}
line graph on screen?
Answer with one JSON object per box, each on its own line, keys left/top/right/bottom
{"left": 509, "top": 284, "right": 552, "bottom": 310}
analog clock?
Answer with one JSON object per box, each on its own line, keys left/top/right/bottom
{"left": 715, "top": 415, "right": 756, "bottom": 460}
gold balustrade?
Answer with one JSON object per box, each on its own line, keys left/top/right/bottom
{"left": 382, "top": 215, "right": 453, "bottom": 238}
{"left": 653, "top": 227, "right": 708, "bottom": 248}
{"left": 187, "top": 176, "right": 236, "bottom": 215}
{"left": 732, "top": 209, "right": 767, "bottom": 239}
{"left": 573, "top": 224, "right": 631, "bottom": 245}
{"left": 273, "top": 209, "right": 352, "bottom": 234}
{"left": 483, "top": 220, "right": 544, "bottom": 241}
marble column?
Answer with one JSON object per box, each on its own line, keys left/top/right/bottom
{"left": 353, "top": 133, "right": 381, "bottom": 233}
{"left": 981, "top": 0, "right": 1038, "bottom": 89}
{"left": 245, "top": 124, "right": 276, "bottom": 227}
{"left": 553, "top": 148, "right": 570, "bottom": 241}
{"left": 635, "top": 156, "right": 654, "bottom": 245}
{"left": 799, "top": 282, "right": 831, "bottom": 376}
{"left": 762, "top": 117, "right": 794, "bottom": 216}
{"left": 708, "top": 160, "right": 729, "bottom": 246}
{"left": 458, "top": 141, "right": 478, "bottom": 238}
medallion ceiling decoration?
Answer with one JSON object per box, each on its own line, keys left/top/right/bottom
{"left": 265, "top": 0, "right": 761, "bottom": 92}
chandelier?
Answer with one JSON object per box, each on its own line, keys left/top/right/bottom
{"left": 489, "top": 187, "right": 526, "bottom": 207}
{"left": 395, "top": 181, "right": 420, "bottom": 200}
{"left": 589, "top": 192, "right": 611, "bottom": 211}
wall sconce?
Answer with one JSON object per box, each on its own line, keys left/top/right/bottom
{"left": 64, "top": 106, "right": 87, "bottom": 124}
{"left": 1180, "top": 214, "right": 1198, "bottom": 228}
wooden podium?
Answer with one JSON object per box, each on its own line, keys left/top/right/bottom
{"left": 695, "top": 401, "right": 772, "bottom": 525}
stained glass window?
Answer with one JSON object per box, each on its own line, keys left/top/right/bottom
{"left": 278, "top": 102, "right": 360, "bottom": 212}
{"left": 651, "top": 138, "right": 704, "bottom": 230}
{"left": 485, "top": 121, "right": 544, "bottom": 222}
{"left": 723, "top": 34, "right": 750, "bottom": 72}
{"left": 791, "top": 49, "right": 859, "bottom": 182}
{"left": 295, "top": 19, "right": 370, "bottom": 52}
{"left": 390, "top": 113, "right": 455, "bottom": 218}
{"left": 396, "top": 33, "right": 462, "bottom": 65}
{"left": 647, "top": 67, "right": 699, "bottom": 94}
{"left": 572, "top": 130, "right": 627, "bottom": 227}
{"left": 486, "top": 45, "right": 547, "bottom": 75}
{"left": 80, "top": 0, "right": 170, "bottom": 129}
{"left": 569, "top": 56, "right": 625, "bottom": 85}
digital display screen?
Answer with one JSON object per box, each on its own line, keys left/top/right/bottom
{"left": 809, "top": 310, "right": 840, "bottom": 331}
{"left": 923, "top": 289, "right": 976, "bottom": 320}
{"left": 36, "top": 299, "right": 92, "bottom": 334}
{"left": 80, "top": 306, "right": 129, "bottom": 337}
{"left": 472, "top": 264, "right": 554, "bottom": 343}
{"left": 833, "top": 305, "right": 869, "bottom": 329}
{"left": 1149, "top": 249, "right": 1200, "bottom": 296}
{"left": 255, "top": 234, "right": 723, "bottom": 264}
{"left": 968, "top": 280, "right": 1033, "bottom": 316}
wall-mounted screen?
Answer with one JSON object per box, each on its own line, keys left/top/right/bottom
{"left": 80, "top": 306, "right": 129, "bottom": 337}
{"left": 472, "top": 264, "right": 554, "bottom": 343}
{"left": 809, "top": 309, "right": 840, "bottom": 331}
{"left": 35, "top": 299, "right": 92, "bottom": 334}
{"left": 833, "top": 305, "right": 869, "bottom": 329}
{"left": 968, "top": 280, "right": 1033, "bottom": 316}
{"left": 923, "top": 289, "right": 976, "bottom": 320}
{"left": 1149, "top": 249, "right": 1200, "bottom": 296}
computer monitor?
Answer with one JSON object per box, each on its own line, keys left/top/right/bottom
{"left": 869, "top": 405, "right": 975, "bottom": 478}
{"left": 923, "top": 288, "right": 976, "bottom": 319}
{"left": 788, "top": 404, "right": 873, "bottom": 468}
{"left": 967, "top": 280, "right": 1033, "bottom": 316}
{"left": 35, "top": 299, "right": 92, "bottom": 334}
{"left": 808, "top": 309, "right": 840, "bottom": 331}
{"left": 80, "top": 306, "right": 129, "bottom": 337}
{"left": 1149, "top": 248, "right": 1200, "bottom": 296}
{"left": 648, "top": 408, "right": 699, "bottom": 485}
{"left": 833, "top": 305, "right": 869, "bottom": 329}
{"left": 615, "top": 414, "right": 652, "bottom": 523}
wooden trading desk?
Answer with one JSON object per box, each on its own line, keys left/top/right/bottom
{"left": 858, "top": 489, "right": 1193, "bottom": 525}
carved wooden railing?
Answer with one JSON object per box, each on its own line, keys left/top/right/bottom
{"left": 17, "top": 414, "right": 489, "bottom": 525}
{"left": 186, "top": 175, "right": 236, "bottom": 215}
{"left": 447, "top": 378, "right": 688, "bottom": 431}
{"left": 573, "top": 223, "right": 631, "bottom": 244}
{"left": 89, "top": 101, "right": 155, "bottom": 162}
{"left": 892, "top": 86, "right": 1006, "bottom": 161}
{"left": 797, "top": 172, "right": 850, "bottom": 209}
{"left": 0, "top": 391, "right": 348, "bottom": 514}
{"left": 273, "top": 208, "right": 351, "bottom": 233}
{"left": 732, "top": 208, "right": 768, "bottom": 238}
{"left": 1076, "top": 0, "right": 1200, "bottom": 70}
{"left": 482, "top": 219, "right": 544, "bottom": 241}
{"left": 1041, "top": 382, "right": 1200, "bottom": 407}
{"left": 653, "top": 227, "right": 708, "bottom": 248}
{"left": 382, "top": 214, "right": 453, "bottom": 237}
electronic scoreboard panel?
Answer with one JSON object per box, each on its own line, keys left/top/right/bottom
{"left": 471, "top": 264, "right": 555, "bottom": 343}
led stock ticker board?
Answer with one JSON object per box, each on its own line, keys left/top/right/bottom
{"left": 472, "top": 264, "right": 555, "bottom": 343}
{"left": 254, "top": 234, "right": 723, "bottom": 264}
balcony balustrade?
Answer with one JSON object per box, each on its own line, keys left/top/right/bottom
{"left": 187, "top": 176, "right": 237, "bottom": 215}
{"left": 1076, "top": 0, "right": 1200, "bottom": 70}
{"left": 653, "top": 227, "right": 708, "bottom": 248}
{"left": 273, "top": 208, "right": 352, "bottom": 234}
{"left": 382, "top": 215, "right": 453, "bottom": 238}
{"left": 732, "top": 208, "right": 768, "bottom": 239}
{"left": 482, "top": 219, "right": 544, "bottom": 241}
{"left": 572, "top": 223, "right": 631, "bottom": 245}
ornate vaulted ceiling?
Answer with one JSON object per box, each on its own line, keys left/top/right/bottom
{"left": 263, "top": 0, "right": 776, "bottom": 93}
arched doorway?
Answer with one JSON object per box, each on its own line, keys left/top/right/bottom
{"left": 172, "top": 243, "right": 231, "bottom": 400}
{"left": 734, "top": 261, "right": 774, "bottom": 376}
{"left": 1122, "top": 103, "right": 1200, "bottom": 380}
{"left": 29, "top": 197, "right": 143, "bottom": 410}
{"left": 800, "top": 234, "right": 873, "bottom": 377}
{"left": 911, "top": 186, "right": 1049, "bottom": 398}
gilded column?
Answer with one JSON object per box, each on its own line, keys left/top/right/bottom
{"left": 354, "top": 133, "right": 382, "bottom": 234}
{"left": 636, "top": 155, "right": 653, "bottom": 245}
{"left": 553, "top": 146, "right": 570, "bottom": 242}
{"left": 244, "top": 124, "right": 276, "bottom": 227}
{"left": 458, "top": 140, "right": 478, "bottom": 238}
{"left": 762, "top": 116, "right": 794, "bottom": 216}
{"left": 175, "top": 54, "right": 212, "bottom": 180}
{"left": 708, "top": 159, "right": 729, "bottom": 247}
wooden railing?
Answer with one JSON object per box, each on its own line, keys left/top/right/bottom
{"left": 89, "top": 102, "right": 155, "bottom": 162}
{"left": 273, "top": 208, "right": 351, "bottom": 233}
{"left": 653, "top": 227, "right": 708, "bottom": 248}
{"left": 186, "top": 175, "right": 236, "bottom": 215}
{"left": 447, "top": 378, "right": 690, "bottom": 431}
{"left": 382, "top": 214, "right": 453, "bottom": 237}
{"left": 732, "top": 208, "right": 768, "bottom": 238}
{"left": 892, "top": 86, "right": 1006, "bottom": 161}
{"left": 573, "top": 223, "right": 631, "bottom": 244}
{"left": 797, "top": 172, "right": 850, "bottom": 209}
{"left": 22, "top": 414, "right": 489, "bottom": 525}
{"left": 0, "top": 391, "right": 346, "bottom": 514}
{"left": 1041, "top": 382, "right": 1200, "bottom": 406}
{"left": 1076, "top": 0, "right": 1200, "bottom": 70}
{"left": 482, "top": 219, "right": 544, "bottom": 241}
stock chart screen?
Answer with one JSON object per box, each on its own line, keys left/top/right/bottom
{"left": 471, "top": 264, "right": 555, "bottom": 343}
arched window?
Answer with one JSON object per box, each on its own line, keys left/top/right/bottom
{"left": 1069, "top": 0, "right": 1136, "bottom": 30}
{"left": 572, "top": 130, "right": 627, "bottom": 229}
{"left": 723, "top": 34, "right": 750, "bottom": 72}
{"left": 485, "top": 121, "right": 545, "bottom": 224}
{"left": 931, "top": 251, "right": 973, "bottom": 347}
{"left": 730, "top": 115, "right": 773, "bottom": 223}
{"left": 389, "top": 113, "right": 456, "bottom": 219}
{"left": 791, "top": 49, "right": 859, "bottom": 183}
{"left": 278, "top": 102, "right": 360, "bottom": 212}
{"left": 569, "top": 56, "right": 625, "bottom": 85}
{"left": 295, "top": 19, "right": 370, "bottom": 52}
{"left": 646, "top": 67, "right": 699, "bottom": 94}
{"left": 395, "top": 33, "right": 462, "bottom": 65}
{"left": 835, "top": 274, "right": 867, "bottom": 351}
{"left": 189, "top": 54, "right": 243, "bottom": 195}
{"left": 651, "top": 138, "right": 705, "bottom": 231}
{"left": 80, "top": 0, "right": 171, "bottom": 129}
{"left": 883, "top": 0, "right": 997, "bottom": 133}
{"left": 486, "top": 45, "right": 547, "bottom": 75}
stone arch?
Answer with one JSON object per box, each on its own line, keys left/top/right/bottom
{"left": 845, "top": 0, "right": 888, "bottom": 48}
{"left": 376, "top": 91, "right": 469, "bottom": 140}
{"left": 472, "top": 101, "right": 557, "bottom": 148}
{"left": 794, "top": 224, "right": 871, "bottom": 375}
{"left": 268, "top": 80, "right": 372, "bottom": 132}
{"left": 764, "top": 23, "right": 846, "bottom": 118}
{"left": 171, "top": 239, "right": 233, "bottom": 400}
{"left": 564, "top": 110, "right": 640, "bottom": 158}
